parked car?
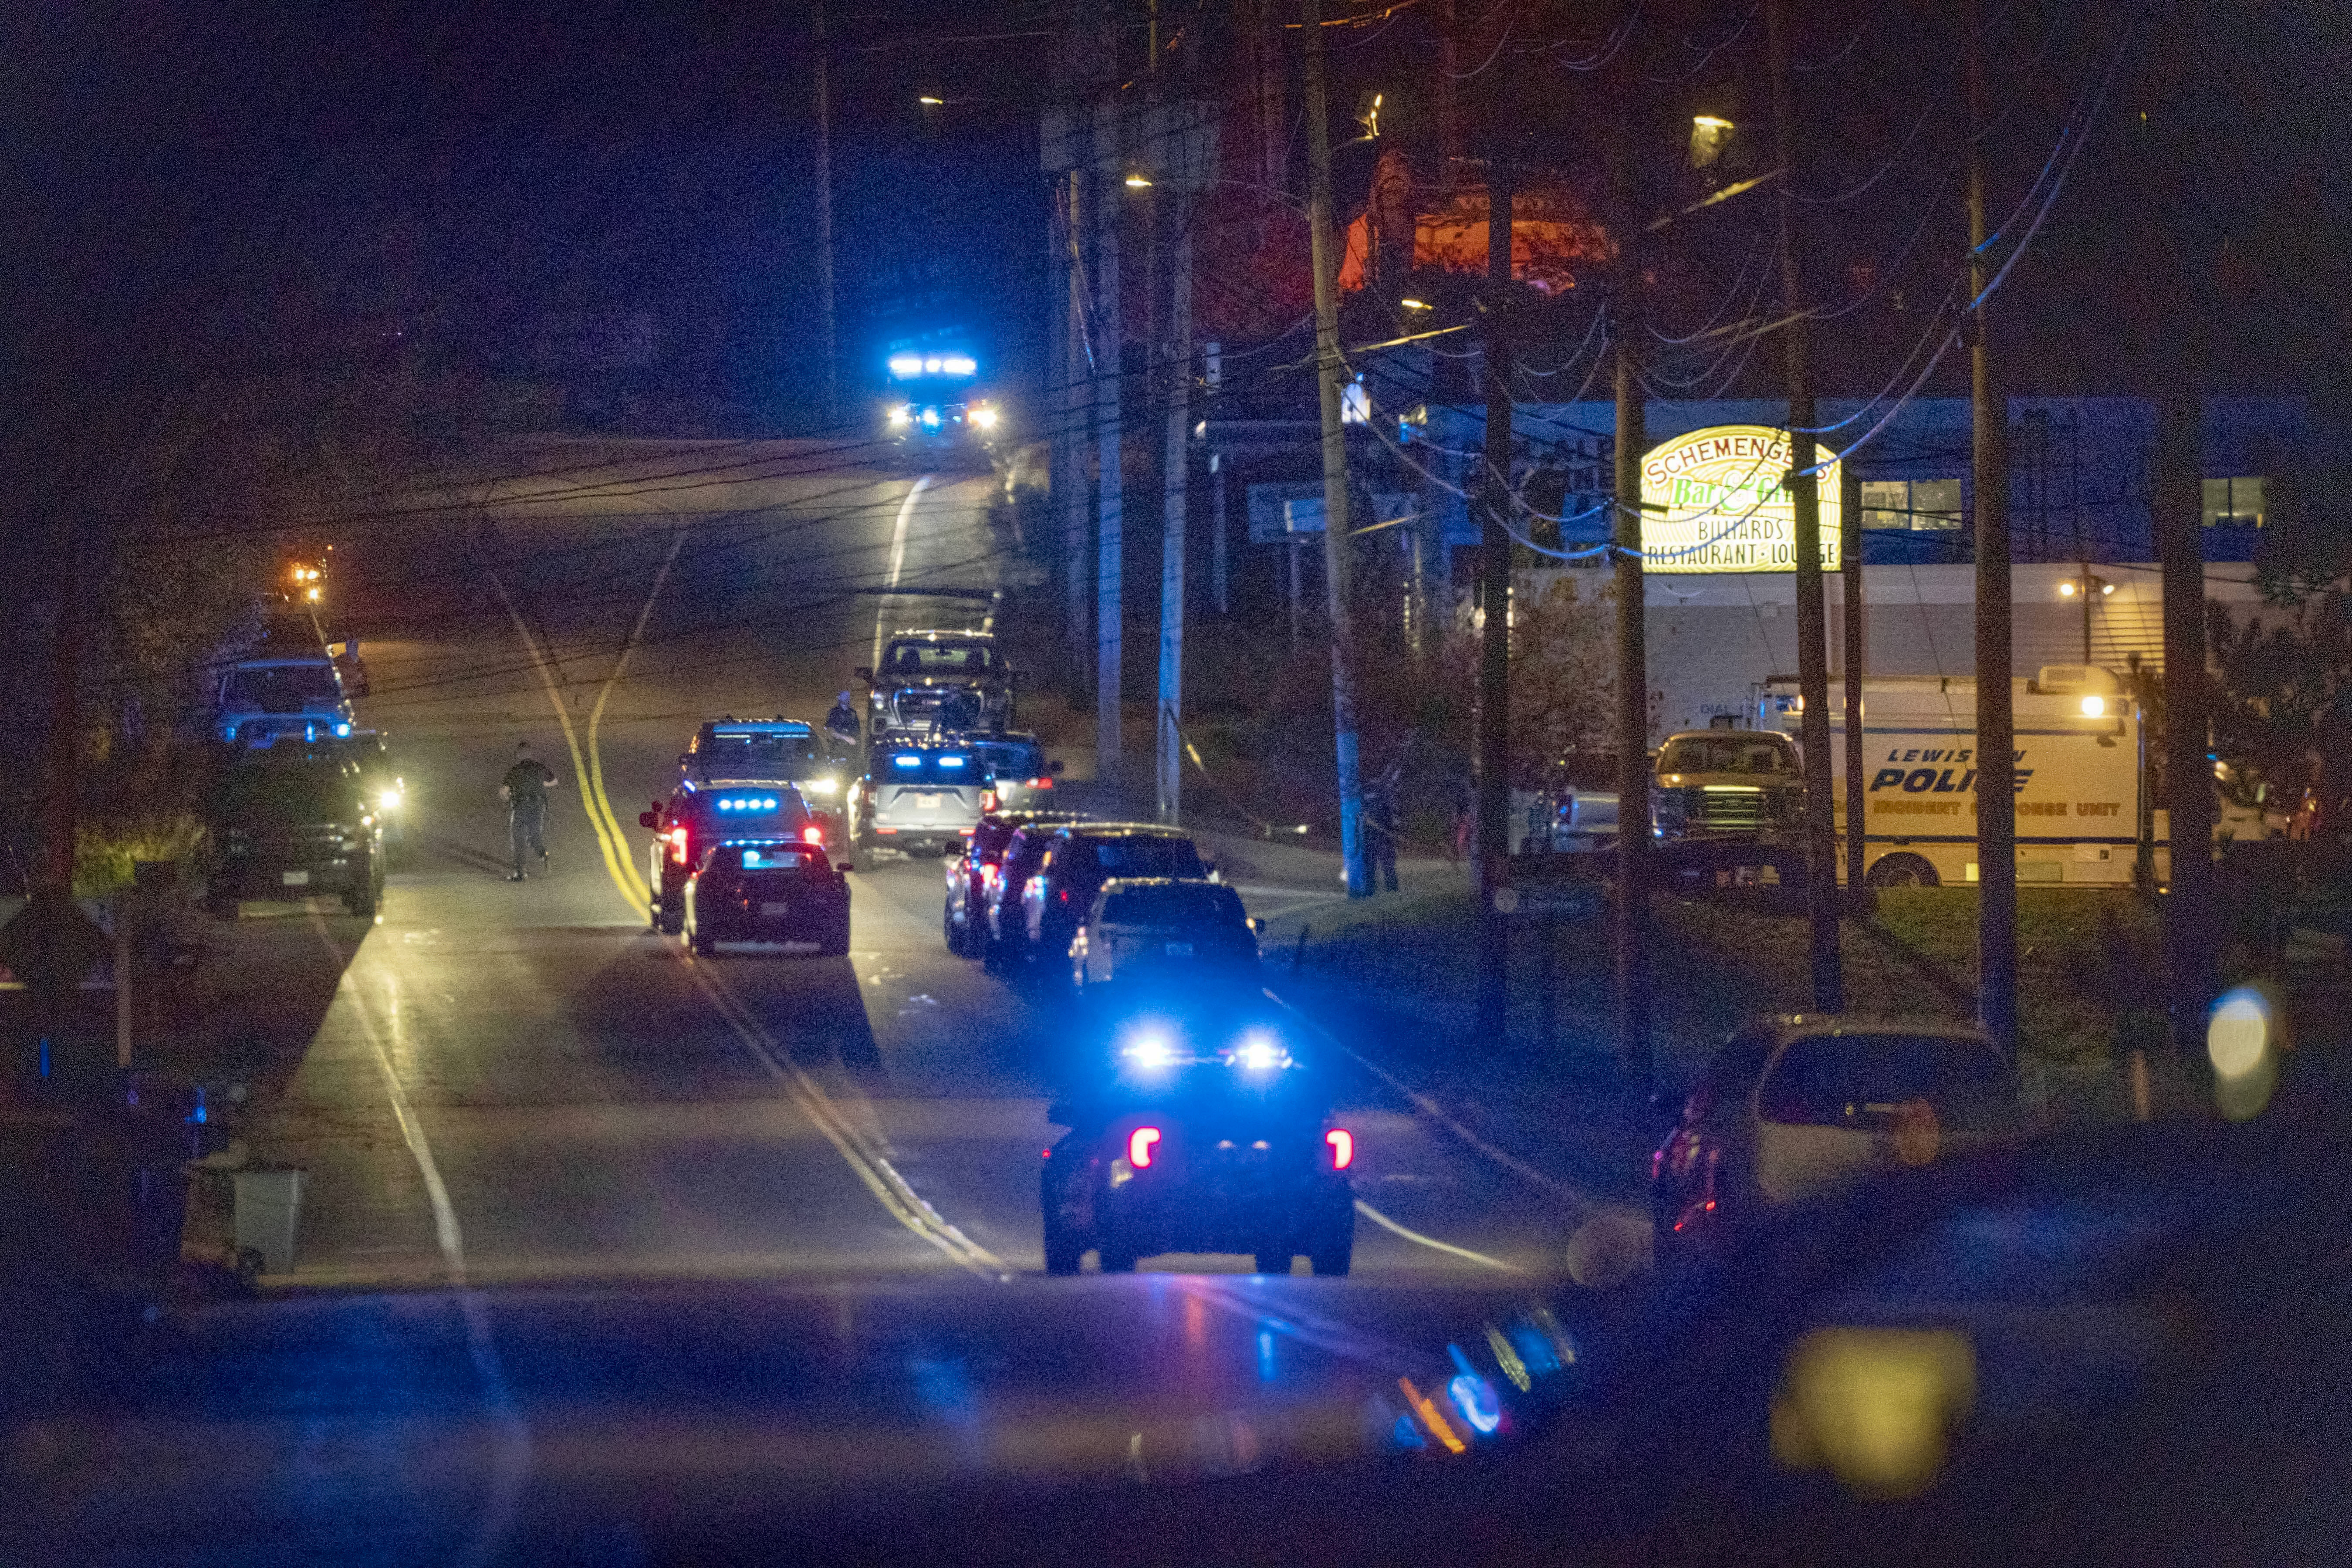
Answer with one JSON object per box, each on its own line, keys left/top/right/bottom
{"left": 1017, "top": 825, "right": 1210, "bottom": 975}
{"left": 856, "top": 629, "right": 1012, "bottom": 741}
{"left": 1651, "top": 1015, "right": 2021, "bottom": 1259}
{"left": 852, "top": 743, "right": 994, "bottom": 858}
{"left": 204, "top": 744, "right": 385, "bottom": 918}
{"left": 1069, "top": 878, "right": 1261, "bottom": 991}
{"left": 944, "top": 810, "right": 1088, "bottom": 957}
{"left": 326, "top": 729, "right": 406, "bottom": 861}
{"left": 982, "top": 821, "right": 1068, "bottom": 970}
{"left": 682, "top": 841, "right": 850, "bottom": 958}
{"left": 969, "top": 733, "right": 1063, "bottom": 812}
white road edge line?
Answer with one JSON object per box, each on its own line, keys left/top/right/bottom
{"left": 871, "top": 474, "right": 932, "bottom": 670}
{"left": 1354, "top": 1199, "right": 1523, "bottom": 1274}
{"left": 1264, "top": 986, "right": 1597, "bottom": 1218}
{"left": 685, "top": 956, "right": 1010, "bottom": 1281}
{"left": 308, "top": 919, "right": 531, "bottom": 1568}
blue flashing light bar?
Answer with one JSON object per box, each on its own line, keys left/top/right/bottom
{"left": 716, "top": 795, "right": 781, "bottom": 813}
{"left": 936, "top": 755, "right": 966, "bottom": 769}
{"left": 711, "top": 721, "right": 812, "bottom": 737}
{"left": 887, "top": 352, "right": 979, "bottom": 380}
{"left": 893, "top": 754, "right": 922, "bottom": 769}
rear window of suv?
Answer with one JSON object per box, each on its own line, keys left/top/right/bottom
{"left": 881, "top": 751, "right": 982, "bottom": 785}
{"left": 221, "top": 664, "right": 340, "bottom": 709}
{"left": 1102, "top": 883, "right": 1243, "bottom": 926}
{"left": 1657, "top": 735, "right": 1798, "bottom": 775}
{"left": 1090, "top": 838, "right": 1205, "bottom": 879}
{"left": 1756, "top": 1033, "right": 2014, "bottom": 1128}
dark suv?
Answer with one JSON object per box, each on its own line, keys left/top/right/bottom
{"left": 944, "top": 810, "right": 1087, "bottom": 957}
{"left": 1016, "top": 825, "right": 1210, "bottom": 974}
{"left": 639, "top": 784, "right": 821, "bottom": 935}
{"left": 204, "top": 747, "right": 385, "bottom": 918}
{"left": 1041, "top": 1006, "right": 1354, "bottom": 1276}
{"left": 683, "top": 842, "right": 850, "bottom": 958}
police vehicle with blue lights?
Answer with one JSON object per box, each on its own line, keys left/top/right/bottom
{"left": 678, "top": 716, "right": 851, "bottom": 850}
{"left": 213, "top": 655, "right": 358, "bottom": 746}
{"left": 850, "top": 743, "right": 996, "bottom": 858}
{"left": 879, "top": 347, "right": 1003, "bottom": 461}
{"left": 639, "top": 773, "right": 831, "bottom": 937}
{"left": 1041, "top": 999, "right": 1355, "bottom": 1276}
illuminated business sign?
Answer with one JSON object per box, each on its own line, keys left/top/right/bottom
{"left": 1639, "top": 425, "right": 1842, "bottom": 573}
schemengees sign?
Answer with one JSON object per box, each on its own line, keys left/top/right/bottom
{"left": 1639, "top": 425, "right": 1843, "bottom": 573}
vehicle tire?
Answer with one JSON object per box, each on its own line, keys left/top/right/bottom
{"left": 1865, "top": 852, "right": 1940, "bottom": 889}
{"left": 820, "top": 919, "right": 850, "bottom": 958}
{"left": 688, "top": 921, "right": 716, "bottom": 958}
{"left": 1308, "top": 1203, "right": 1355, "bottom": 1277}
{"left": 656, "top": 894, "right": 684, "bottom": 936}
{"left": 1043, "top": 1217, "right": 1085, "bottom": 1277}
{"left": 1254, "top": 1246, "right": 1296, "bottom": 1277}
{"left": 944, "top": 904, "right": 963, "bottom": 956}
{"left": 1095, "top": 1239, "right": 1138, "bottom": 1274}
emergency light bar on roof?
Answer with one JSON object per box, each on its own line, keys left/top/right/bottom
{"left": 710, "top": 721, "right": 811, "bottom": 737}
{"left": 887, "top": 353, "right": 978, "bottom": 380}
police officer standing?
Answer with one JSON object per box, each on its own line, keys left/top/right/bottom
{"left": 501, "top": 740, "right": 557, "bottom": 882}
{"left": 824, "top": 689, "right": 861, "bottom": 763}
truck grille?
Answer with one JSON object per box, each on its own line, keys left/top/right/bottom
{"left": 1693, "top": 787, "right": 1769, "bottom": 829}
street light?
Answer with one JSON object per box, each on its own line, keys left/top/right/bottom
{"left": 1400, "top": 297, "right": 1432, "bottom": 311}
{"left": 1124, "top": 172, "right": 1154, "bottom": 189}
{"left": 1690, "top": 114, "right": 1735, "bottom": 171}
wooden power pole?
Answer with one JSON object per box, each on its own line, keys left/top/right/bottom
{"left": 1768, "top": 0, "right": 1842, "bottom": 1009}
{"left": 1967, "top": 0, "right": 2018, "bottom": 1055}
{"left": 1301, "top": 0, "right": 1370, "bottom": 896}
{"left": 1474, "top": 156, "right": 1516, "bottom": 1035}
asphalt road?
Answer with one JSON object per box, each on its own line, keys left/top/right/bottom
{"left": 228, "top": 437, "right": 1593, "bottom": 1291}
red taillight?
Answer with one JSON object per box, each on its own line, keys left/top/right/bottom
{"left": 980, "top": 863, "right": 1000, "bottom": 887}
{"left": 1326, "top": 1129, "right": 1354, "bottom": 1169}
{"left": 1128, "top": 1126, "right": 1162, "bottom": 1169}
{"left": 980, "top": 790, "right": 997, "bottom": 811}
{"left": 667, "top": 827, "right": 689, "bottom": 865}
{"left": 1030, "top": 776, "right": 1053, "bottom": 791}
{"left": 802, "top": 825, "right": 824, "bottom": 845}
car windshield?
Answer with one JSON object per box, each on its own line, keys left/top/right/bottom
{"left": 885, "top": 641, "right": 994, "bottom": 676}
{"left": 697, "top": 733, "right": 817, "bottom": 775}
{"left": 1756, "top": 1033, "right": 2015, "bottom": 1127}
{"left": 1102, "top": 883, "right": 1244, "bottom": 928}
{"left": 975, "top": 739, "right": 1044, "bottom": 779}
{"left": 220, "top": 664, "right": 339, "bottom": 710}
{"left": 1657, "top": 735, "right": 1798, "bottom": 775}
{"left": 1092, "top": 838, "right": 1204, "bottom": 878}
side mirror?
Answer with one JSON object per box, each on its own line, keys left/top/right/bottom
{"left": 639, "top": 810, "right": 660, "bottom": 830}
{"left": 1048, "top": 759, "right": 1066, "bottom": 776}
{"left": 853, "top": 666, "right": 874, "bottom": 683}
{"left": 1250, "top": 917, "right": 1267, "bottom": 934}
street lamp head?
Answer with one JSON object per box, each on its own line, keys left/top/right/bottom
{"left": 1400, "top": 297, "right": 1432, "bottom": 311}
{"left": 1690, "top": 114, "right": 1735, "bottom": 171}
{"left": 919, "top": 95, "right": 944, "bottom": 106}
{"left": 1124, "top": 172, "right": 1153, "bottom": 189}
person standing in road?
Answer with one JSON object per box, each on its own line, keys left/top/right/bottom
{"left": 501, "top": 740, "right": 557, "bottom": 882}
{"left": 824, "top": 689, "right": 861, "bottom": 763}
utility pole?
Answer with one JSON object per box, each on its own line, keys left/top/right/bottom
{"left": 1609, "top": 37, "right": 1651, "bottom": 1081}
{"left": 810, "top": 0, "right": 839, "bottom": 429}
{"left": 1768, "top": 0, "right": 1842, "bottom": 1010}
{"left": 2156, "top": 393, "right": 2212, "bottom": 1058}
{"left": 1156, "top": 140, "right": 1196, "bottom": 824}
{"left": 1301, "top": 0, "right": 1369, "bottom": 897}
{"left": 1054, "top": 164, "right": 1091, "bottom": 682}
{"left": 1841, "top": 462, "right": 1867, "bottom": 900}
{"left": 1474, "top": 156, "right": 1516, "bottom": 1037}
{"left": 1095, "top": 96, "right": 1125, "bottom": 788}
{"left": 1966, "top": 0, "right": 2017, "bottom": 1057}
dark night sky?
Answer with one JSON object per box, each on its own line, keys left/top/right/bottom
{"left": 4, "top": 1, "right": 2346, "bottom": 446}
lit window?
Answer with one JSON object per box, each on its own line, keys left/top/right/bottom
{"left": 1860, "top": 477, "right": 1963, "bottom": 531}
{"left": 2202, "top": 476, "right": 2264, "bottom": 527}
